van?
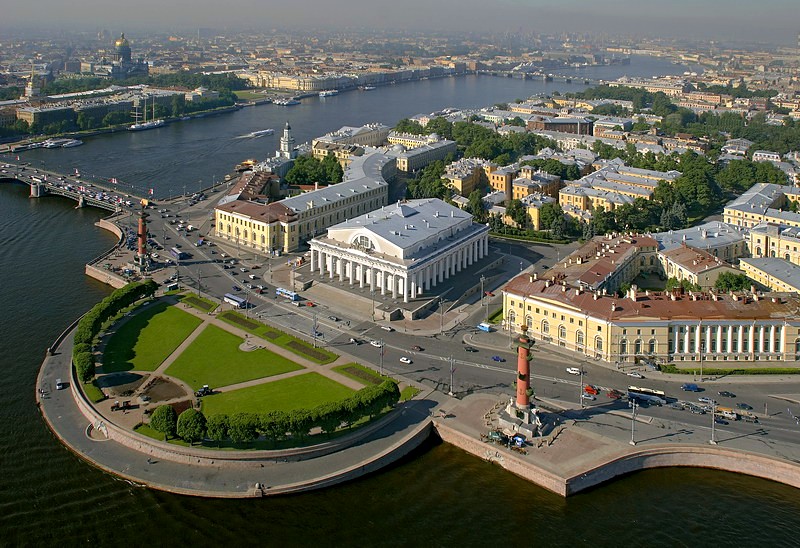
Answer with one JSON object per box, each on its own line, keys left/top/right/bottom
{"left": 55, "top": 378, "right": 65, "bottom": 390}
{"left": 681, "top": 383, "right": 700, "bottom": 392}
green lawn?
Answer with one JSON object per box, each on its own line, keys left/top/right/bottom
{"left": 164, "top": 324, "right": 304, "bottom": 390}
{"left": 180, "top": 294, "right": 218, "bottom": 312}
{"left": 201, "top": 372, "right": 354, "bottom": 416}
{"left": 218, "top": 311, "right": 338, "bottom": 364}
{"left": 103, "top": 302, "right": 203, "bottom": 373}
{"left": 332, "top": 363, "right": 395, "bottom": 387}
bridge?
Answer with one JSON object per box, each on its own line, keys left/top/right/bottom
{"left": 0, "top": 157, "right": 147, "bottom": 212}
{"left": 477, "top": 70, "right": 605, "bottom": 86}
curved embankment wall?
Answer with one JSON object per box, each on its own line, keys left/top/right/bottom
{"left": 434, "top": 420, "right": 800, "bottom": 497}
{"left": 84, "top": 217, "right": 128, "bottom": 288}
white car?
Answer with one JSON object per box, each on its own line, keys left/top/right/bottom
{"left": 627, "top": 371, "right": 644, "bottom": 379}
{"left": 380, "top": 326, "right": 394, "bottom": 332}
{"left": 370, "top": 340, "right": 383, "bottom": 348}
{"left": 399, "top": 357, "right": 412, "bottom": 364}
{"left": 580, "top": 393, "right": 596, "bottom": 401}
{"left": 566, "top": 367, "right": 582, "bottom": 375}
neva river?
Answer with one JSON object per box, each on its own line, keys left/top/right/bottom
{"left": 2, "top": 57, "right": 799, "bottom": 545}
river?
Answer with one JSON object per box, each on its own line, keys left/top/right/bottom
{"left": 2, "top": 56, "right": 798, "bottom": 546}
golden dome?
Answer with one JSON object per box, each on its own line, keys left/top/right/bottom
{"left": 114, "top": 33, "right": 129, "bottom": 48}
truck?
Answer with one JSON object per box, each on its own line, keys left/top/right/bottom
{"left": 477, "top": 322, "right": 492, "bottom": 332}
{"left": 716, "top": 407, "right": 739, "bottom": 420}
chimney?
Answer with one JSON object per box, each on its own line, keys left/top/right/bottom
{"left": 670, "top": 293, "right": 677, "bottom": 301}
{"left": 593, "top": 293, "right": 598, "bottom": 300}
{"left": 561, "top": 285, "right": 567, "bottom": 292}
{"left": 611, "top": 301, "right": 617, "bottom": 312}
{"left": 529, "top": 275, "right": 534, "bottom": 283}
{"left": 315, "top": 182, "right": 319, "bottom": 190}
{"left": 533, "top": 272, "right": 538, "bottom": 280}
{"left": 771, "top": 297, "right": 779, "bottom": 303}
{"left": 702, "top": 229, "right": 708, "bottom": 239}
{"left": 732, "top": 293, "right": 740, "bottom": 301}
{"left": 753, "top": 293, "right": 760, "bottom": 301}
{"left": 750, "top": 285, "right": 757, "bottom": 294}
{"left": 575, "top": 288, "right": 581, "bottom": 296}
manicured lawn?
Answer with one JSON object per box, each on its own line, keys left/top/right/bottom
{"left": 180, "top": 294, "right": 218, "bottom": 312}
{"left": 400, "top": 386, "right": 420, "bottom": 402}
{"left": 201, "top": 372, "right": 354, "bottom": 416}
{"left": 164, "top": 324, "right": 304, "bottom": 390}
{"left": 103, "top": 302, "right": 203, "bottom": 373}
{"left": 218, "top": 311, "right": 338, "bottom": 364}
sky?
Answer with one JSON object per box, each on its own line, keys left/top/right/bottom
{"left": 3, "top": 0, "right": 798, "bottom": 45}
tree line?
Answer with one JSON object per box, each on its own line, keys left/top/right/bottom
{"left": 148, "top": 380, "right": 401, "bottom": 445}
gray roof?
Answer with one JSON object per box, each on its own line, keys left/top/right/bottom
{"left": 724, "top": 182, "right": 790, "bottom": 213}
{"left": 652, "top": 221, "right": 746, "bottom": 252}
{"left": 740, "top": 257, "right": 800, "bottom": 290}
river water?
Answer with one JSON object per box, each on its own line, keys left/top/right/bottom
{"left": 2, "top": 57, "right": 798, "bottom": 545}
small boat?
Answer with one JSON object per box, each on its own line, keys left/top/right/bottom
{"left": 362, "top": 86, "right": 376, "bottom": 91}
{"left": 247, "top": 129, "right": 274, "bottom": 137}
{"left": 319, "top": 89, "right": 339, "bottom": 97}
{"left": 274, "top": 98, "right": 300, "bottom": 106}
{"left": 61, "top": 139, "right": 83, "bottom": 148}
{"left": 43, "top": 138, "right": 72, "bottom": 148}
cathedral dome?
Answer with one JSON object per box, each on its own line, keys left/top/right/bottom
{"left": 114, "top": 33, "right": 130, "bottom": 48}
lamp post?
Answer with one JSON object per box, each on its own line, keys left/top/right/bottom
{"left": 480, "top": 275, "right": 487, "bottom": 323}
{"left": 710, "top": 401, "right": 718, "bottom": 445}
{"left": 700, "top": 340, "right": 705, "bottom": 381}
{"left": 312, "top": 311, "right": 318, "bottom": 348}
{"left": 629, "top": 399, "right": 638, "bottom": 446}
{"left": 379, "top": 339, "right": 384, "bottom": 376}
{"left": 439, "top": 296, "right": 444, "bottom": 335}
{"left": 448, "top": 356, "right": 455, "bottom": 396}
{"left": 371, "top": 287, "right": 375, "bottom": 323}
{"left": 197, "top": 267, "right": 202, "bottom": 297}
{"left": 579, "top": 368, "right": 585, "bottom": 409}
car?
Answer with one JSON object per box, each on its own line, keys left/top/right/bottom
{"left": 736, "top": 403, "right": 754, "bottom": 410}
{"left": 328, "top": 315, "right": 339, "bottom": 322}
{"left": 626, "top": 371, "right": 644, "bottom": 379}
{"left": 349, "top": 338, "right": 361, "bottom": 345}
{"left": 714, "top": 417, "right": 729, "bottom": 425}
{"left": 491, "top": 356, "right": 506, "bottom": 362}
{"left": 239, "top": 267, "right": 248, "bottom": 272}
{"left": 698, "top": 396, "right": 716, "bottom": 405}
{"left": 411, "top": 345, "right": 423, "bottom": 352}
{"left": 232, "top": 285, "right": 241, "bottom": 291}
{"left": 313, "top": 331, "right": 323, "bottom": 338}
{"left": 370, "top": 340, "right": 383, "bottom": 348}
{"left": 399, "top": 357, "right": 412, "bottom": 364}
{"left": 248, "top": 274, "right": 257, "bottom": 280}
{"left": 581, "top": 393, "right": 596, "bottom": 401}
{"left": 606, "top": 389, "right": 624, "bottom": 400}
{"left": 464, "top": 346, "right": 478, "bottom": 352}
{"left": 688, "top": 405, "right": 706, "bottom": 414}
{"left": 380, "top": 326, "right": 394, "bottom": 332}
{"left": 305, "top": 301, "right": 315, "bottom": 307}
{"left": 668, "top": 402, "right": 684, "bottom": 410}
{"left": 245, "top": 283, "right": 253, "bottom": 289}
{"left": 718, "top": 390, "right": 736, "bottom": 398}
{"left": 566, "top": 367, "right": 581, "bottom": 375}
{"left": 681, "top": 383, "right": 701, "bottom": 392}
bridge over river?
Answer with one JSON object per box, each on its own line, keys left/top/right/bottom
{"left": 0, "top": 157, "right": 148, "bottom": 212}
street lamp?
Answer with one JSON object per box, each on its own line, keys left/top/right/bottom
{"left": 579, "top": 368, "right": 585, "bottom": 409}
{"left": 312, "top": 312, "right": 318, "bottom": 348}
{"left": 439, "top": 296, "right": 444, "bottom": 335}
{"left": 448, "top": 356, "right": 455, "bottom": 396}
{"left": 480, "top": 275, "right": 487, "bottom": 322}
{"left": 700, "top": 340, "right": 705, "bottom": 381}
{"left": 379, "top": 339, "right": 384, "bottom": 376}
{"left": 371, "top": 287, "right": 375, "bottom": 322}
{"left": 629, "top": 399, "right": 638, "bottom": 446}
{"left": 197, "top": 267, "right": 202, "bottom": 296}
{"left": 710, "top": 401, "right": 718, "bottom": 445}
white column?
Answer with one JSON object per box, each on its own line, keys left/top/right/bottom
{"left": 320, "top": 251, "right": 325, "bottom": 275}
{"left": 328, "top": 256, "right": 334, "bottom": 279}
{"left": 738, "top": 325, "right": 744, "bottom": 354}
{"left": 684, "top": 328, "right": 690, "bottom": 355}
{"left": 716, "top": 325, "right": 722, "bottom": 354}
{"left": 339, "top": 258, "right": 345, "bottom": 282}
{"left": 727, "top": 325, "right": 733, "bottom": 354}
{"left": 411, "top": 274, "right": 417, "bottom": 298}
{"left": 424, "top": 268, "right": 431, "bottom": 291}
{"left": 358, "top": 264, "right": 364, "bottom": 288}
{"left": 705, "top": 326, "right": 711, "bottom": 353}
{"left": 769, "top": 324, "right": 776, "bottom": 353}
{"left": 673, "top": 328, "right": 680, "bottom": 355}
{"left": 438, "top": 259, "right": 444, "bottom": 283}
{"left": 758, "top": 326, "right": 765, "bottom": 354}
{"left": 780, "top": 324, "right": 786, "bottom": 357}
{"left": 310, "top": 249, "right": 315, "bottom": 272}
{"left": 380, "top": 269, "right": 386, "bottom": 295}
{"left": 749, "top": 326, "right": 755, "bottom": 355}
{"left": 403, "top": 276, "right": 409, "bottom": 303}
{"left": 391, "top": 273, "right": 397, "bottom": 299}
{"left": 349, "top": 260, "right": 355, "bottom": 286}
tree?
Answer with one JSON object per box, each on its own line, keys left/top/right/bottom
{"left": 176, "top": 408, "right": 207, "bottom": 444}
{"left": 714, "top": 272, "right": 751, "bottom": 292}
{"left": 228, "top": 412, "right": 258, "bottom": 444}
{"left": 665, "top": 277, "right": 700, "bottom": 292}
{"left": 206, "top": 414, "right": 228, "bottom": 446}
{"left": 506, "top": 199, "right": 528, "bottom": 228}
{"left": 393, "top": 118, "right": 426, "bottom": 134}
{"left": 467, "top": 189, "right": 486, "bottom": 222}
{"left": 150, "top": 405, "right": 177, "bottom": 440}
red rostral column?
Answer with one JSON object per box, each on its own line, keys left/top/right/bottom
{"left": 516, "top": 326, "right": 530, "bottom": 408}
{"left": 137, "top": 202, "right": 148, "bottom": 265}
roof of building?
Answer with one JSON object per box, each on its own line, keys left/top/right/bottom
{"left": 216, "top": 200, "right": 295, "bottom": 223}
{"left": 740, "top": 257, "right": 800, "bottom": 290}
{"left": 660, "top": 246, "right": 732, "bottom": 274}
{"left": 504, "top": 273, "right": 800, "bottom": 322}
{"left": 653, "top": 221, "right": 746, "bottom": 252}
{"left": 723, "top": 182, "right": 789, "bottom": 213}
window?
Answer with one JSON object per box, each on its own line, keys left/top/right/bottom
{"left": 595, "top": 336, "right": 603, "bottom": 351}
{"left": 558, "top": 325, "right": 566, "bottom": 339}
{"left": 541, "top": 320, "right": 550, "bottom": 335}
{"left": 620, "top": 339, "right": 628, "bottom": 356}
{"left": 648, "top": 339, "right": 656, "bottom": 355}
{"left": 576, "top": 330, "right": 584, "bottom": 348}
{"left": 634, "top": 340, "right": 642, "bottom": 355}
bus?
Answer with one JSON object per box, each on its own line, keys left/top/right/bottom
{"left": 477, "top": 322, "right": 492, "bottom": 332}
{"left": 223, "top": 293, "right": 246, "bottom": 308}
{"left": 171, "top": 247, "right": 188, "bottom": 260}
{"left": 275, "top": 287, "right": 299, "bottom": 301}
{"left": 627, "top": 386, "right": 667, "bottom": 405}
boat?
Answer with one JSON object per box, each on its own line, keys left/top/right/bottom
{"left": 129, "top": 94, "right": 165, "bottom": 131}
{"left": 319, "top": 89, "right": 339, "bottom": 97}
{"left": 274, "top": 98, "right": 300, "bottom": 106}
{"left": 61, "top": 139, "right": 83, "bottom": 148}
{"left": 362, "top": 86, "right": 376, "bottom": 91}
{"left": 247, "top": 129, "right": 274, "bottom": 137}
{"left": 43, "top": 138, "right": 72, "bottom": 148}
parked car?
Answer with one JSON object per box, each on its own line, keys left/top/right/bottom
{"left": 627, "top": 371, "right": 644, "bottom": 379}
{"left": 566, "top": 367, "right": 582, "bottom": 375}
{"left": 411, "top": 345, "right": 423, "bottom": 351}
{"left": 231, "top": 285, "right": 241, "bottom": 292}
{"left": 606, "top": 389, "right": 624, "bottom": 400}
{"left": 718, "top": 390, "right": 736, "bottom": 398}
{"left": 681, "top": 383, "right": 701, "bottom": 392}
{"left": 698, "top": 396, "right": 716, "bottom": 405}
{"left": 380, "top": 326, "right": 394, "bottom": 332}
{"left": 491, "top": 355, "right": 505, "bottom": 362}
{"left": 736, "top": 403, "right": 754, "bottom": 410}
{"left": 714, "top": 417, "right": 729, "bottom": 425}
{"left": 581, "top": 393, "right": 596, "bottom": 401}
{"left": 464, "top": 346, "right": 478, "bottom": 353}
{"left": 370, "top": 340, "right": 383, "bottom": 348}
{"left": 328, "top": 315, "right": 339, "bottom": 322}
{"left": 399, "top": 357, "right": 412, "bottom": 364}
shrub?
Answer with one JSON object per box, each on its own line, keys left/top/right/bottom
{"left": 176, "top": 408, "right": 207, "bottom": 444}
{"left": 206, "top": 414, "right": 228, "bottom": 445}
{"left": 73, "top": 351, "right": 95, "bottom": 383}
{"left": 228, "top": 412, "right": 258, "bottom": 444}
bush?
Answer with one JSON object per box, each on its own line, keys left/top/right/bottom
{"left": 228, "top": 412, "right": 258, "bottom": 444}
{"left": 660, "top": 364, "right": 800, "bottom": 376}
{"left": 206, "top": 414, "right": 228, "bottom": 445}
{"left": 73, "top": 351, "right": 95, "bottom": 383}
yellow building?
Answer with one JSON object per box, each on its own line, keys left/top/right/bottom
{"left": 740, "top": 258, "right": 800, "bottom": 293}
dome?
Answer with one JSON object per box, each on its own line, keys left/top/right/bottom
{"left": 391, "top": 143, "right": 406, "bottom": 152}
{"left": 114, "top": 33, "right": 130, "bottom": 48}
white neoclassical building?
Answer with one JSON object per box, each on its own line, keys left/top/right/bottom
{"left": 309, "top": 198, "right": 490, "bottom": 303}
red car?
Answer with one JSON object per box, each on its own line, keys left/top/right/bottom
{"left": 606, "top": 389, "right": 624, "bottom": 400}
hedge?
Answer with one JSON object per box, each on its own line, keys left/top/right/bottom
{"left": 198, "top": 380, "right": 400, "bottom": 445}
{"left": 661, "top": 364, "right": 800, "bottom": 376}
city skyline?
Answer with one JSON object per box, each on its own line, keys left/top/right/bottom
{"left": 2, "top": 0, "right": 799, "bottom": 46}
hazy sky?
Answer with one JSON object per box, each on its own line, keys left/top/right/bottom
{"left": 4, "top": 0, "right": 799, "bottom": 45}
